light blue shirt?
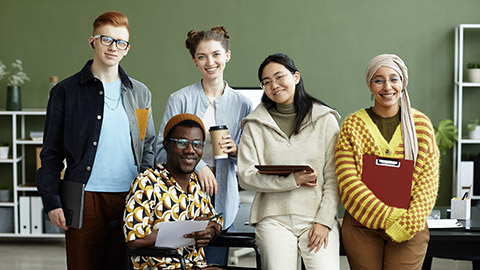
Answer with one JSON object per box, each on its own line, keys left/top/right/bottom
{"left": 86, "top": 78, "right": 138, "bottom": 192}
{"left": 155, "top": 81, "right": 253, "bottom": 228}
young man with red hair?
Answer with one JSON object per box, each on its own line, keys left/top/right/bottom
{"left": 37, "top": 11, "right": 155, "bottom": 270}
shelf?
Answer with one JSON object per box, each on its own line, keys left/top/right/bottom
{"left": 0, "top": 156, "right": 22, "bottom": 163}
{"left": 455, "top": 82, "right": 480, "bottom": 87}
{"left": 0, "top": 109, "right": 50, "bottom": 239}
{"left": 459, "top": 24, "right": 480, "bottom": 29}
{"left": 0, "top": 202, "right": 14, "bottom": 207}
{"left": 0, "top": 109, "right": 46, "bottom": 116}
{"left": 16, "top": 139, "right": 43, "bottom": 145}
{"left": 460, "top": 138, "right": 480, "bottom": 144}
{"left": 0, "top": 233, "right": 64, "bottom": 239}
{"left": 17, "top": 184, "right": 38, "bottom": 192}
{"left": 453, "top": 24, "right": 480, "bottom": 199}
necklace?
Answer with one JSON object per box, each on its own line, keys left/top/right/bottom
{"left": 104, "top": 94, "right": 121, "bottom": 110}
{"left": 203, "top": 82, "right": 226, "bottom": 109}
{"left": 206, "top": 96, "right": 216, "bottom": 109}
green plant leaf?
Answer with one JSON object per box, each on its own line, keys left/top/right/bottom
{"left": 434, "top": 119, "right": 458, "bottom": 156}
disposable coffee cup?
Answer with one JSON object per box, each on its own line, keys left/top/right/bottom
{"left": 209, "top": 125, "right": 228, "bottom": 159}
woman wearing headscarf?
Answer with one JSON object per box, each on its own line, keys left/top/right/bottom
{"left": 335, "top": 54, "right": 439, "bottom": 269}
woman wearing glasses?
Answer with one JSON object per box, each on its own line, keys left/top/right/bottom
{"left": 155, "top": 25, "right": 252, "bottom": 265}
{"left": 238, "top": 53, "right": 341, "bottom": 269}
{"left": 334, "top": 54, "right": 439, "bottom": 269}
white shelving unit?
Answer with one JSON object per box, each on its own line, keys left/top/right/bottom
{"left": 453, "top": 24, "right": 480, "bottom": 200}
{"left": 0, "top": 109, "right": 63, "bottom": 238}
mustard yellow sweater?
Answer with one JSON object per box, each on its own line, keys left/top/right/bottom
{"left": 335, "top": 109, "right": 439, "bottom": 242}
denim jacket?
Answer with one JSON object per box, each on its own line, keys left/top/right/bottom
{"left": 155, "top": 81, "right": 252, "bottom": 228}
{"left": 36, "top": 60, "right": 156, "bottom": 212}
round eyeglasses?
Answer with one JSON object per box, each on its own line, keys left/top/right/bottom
{"left": 370, "top": 77, "right": 402, "bottom": 87}
{"left": 261, "top": 72, "right": 293, "bottom": 90}
{"left": 169, "top": 138, "right": 204, "bottom": 151}
{"left": 93, "top": 35, "right": 130, "bottom": 50}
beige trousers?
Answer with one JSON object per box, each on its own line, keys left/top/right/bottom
{"left": 255, "top": 214, "right": 340, "bottom": 270}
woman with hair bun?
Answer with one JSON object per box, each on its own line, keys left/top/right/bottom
{"left": 155, "top": 26, "right": 252, "bottom": 266}
{"left": 335, "top": 54, "right": 439, "bottom": 269}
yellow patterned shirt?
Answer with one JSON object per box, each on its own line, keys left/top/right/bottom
{"left": 335, "top": 109, "right": 439, "bottom": 242}
{"left": 123, "top": 163, "right": 223, "bottom": 269}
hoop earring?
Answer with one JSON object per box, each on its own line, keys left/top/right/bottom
{"left": 371, "top": 93, "right": 374, "bottom": 101}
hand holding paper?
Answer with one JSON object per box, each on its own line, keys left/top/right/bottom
{"left": 154, "top": 220, "right": 209, "bottom": 249}
{"left": 184, "top": 218, "right": 219, "bottom": 247}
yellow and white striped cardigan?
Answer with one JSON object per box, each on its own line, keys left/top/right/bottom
{"left": 335, "top": 109, "right": 439, "bottom": 242}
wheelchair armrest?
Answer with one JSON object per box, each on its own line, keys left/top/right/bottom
{"left": 210, "top": 234, "right": 257, "bottom": 248}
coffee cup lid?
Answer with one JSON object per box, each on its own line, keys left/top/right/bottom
{"left": 209, "top": 125, "right": 228, "bottom": 131}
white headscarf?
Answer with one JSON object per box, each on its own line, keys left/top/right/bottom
{"left": 365, "top": 54, "right": 418, "bottom": 162}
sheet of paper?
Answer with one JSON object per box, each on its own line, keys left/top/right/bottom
{"left": 427, "top": 219, "right": 463, "bottom": 229}
{"left": 154, "top": 220, "right": 209, "bottom": 249}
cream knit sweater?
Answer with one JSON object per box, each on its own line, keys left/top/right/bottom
{"left": 238, "top": 103, "right": 340, "bottom": 229}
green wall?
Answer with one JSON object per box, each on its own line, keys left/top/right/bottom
{"left": 2, "top": 0, "right": 480, "bottom": 205}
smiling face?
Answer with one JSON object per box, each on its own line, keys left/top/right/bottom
{"left": 261, "top": 62, "right": 300, "bottom": 105}
{"left": 192, "top": 40, "right": 231, "bottom": 81}
{"left": 165, "top": 125, "right": 204, "bottom": 180}
{"left": 89, "top": 24, "right": 130, "bottom": 69}
{"left": 369, "top": 66, "right": 402, "bottom": 117}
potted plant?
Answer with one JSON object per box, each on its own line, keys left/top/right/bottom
{"left": 0, "top": 60, "right": 30, "bottom": 111}
{"left": 0, "top": 141, "right": 9, "bottom": 159}
{"left": 467, "top": 118, "right": 480, "bottom": 140}
{"left": 434, "top": 119, "right": 458, "bottom": 157}
{"left": 467, "top": 62, "right": 480, "bottom": 83}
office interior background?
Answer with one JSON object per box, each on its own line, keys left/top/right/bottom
{"left": 1, "top": 0, "right": 480, "bottom": 208}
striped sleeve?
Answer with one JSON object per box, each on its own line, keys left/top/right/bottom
{"left": 385, "top": 112, "right": 440, "bottom": 242}
{"left": 335, "top": 114, "right": 407, "bottom": 231}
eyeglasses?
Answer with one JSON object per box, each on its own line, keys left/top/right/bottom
{"left": 261, "top": 72, "right": 292, "bottom": 90}
{"left": 93, "top": 35, "right": 130, "bottom": 50}
{"left": 169, "top": 138, "right": 204, "bottom": 151}
{"left": 370, "top": 77, "right": 402, "bottom": 87}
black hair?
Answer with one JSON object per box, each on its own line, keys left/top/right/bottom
{"left": 257, "top": 53, "right": 331, "bottom": 135}
{"left": 165, "top": 120, "right": 205, "bottom": 141}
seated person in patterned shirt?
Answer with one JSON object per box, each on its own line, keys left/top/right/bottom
{"left": 124, "top": 113, "right": 223, "bottom": 270}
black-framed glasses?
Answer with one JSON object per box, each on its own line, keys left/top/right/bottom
{"left": 169, "top": 138, "right": 204, "bottom": 151}
{"left": 261, "top": 72, "right": 293, "bottom": 90}
{"left": 93, "top": 35, "right": 130, "bottom": 50}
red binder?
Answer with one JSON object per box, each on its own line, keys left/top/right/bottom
{"left": 353, "top": 154, "right": 414, "bottom": 227}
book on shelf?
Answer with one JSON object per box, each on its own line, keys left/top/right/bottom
{"left": 29, "top": 131, "right": 43, "bottom": 141}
